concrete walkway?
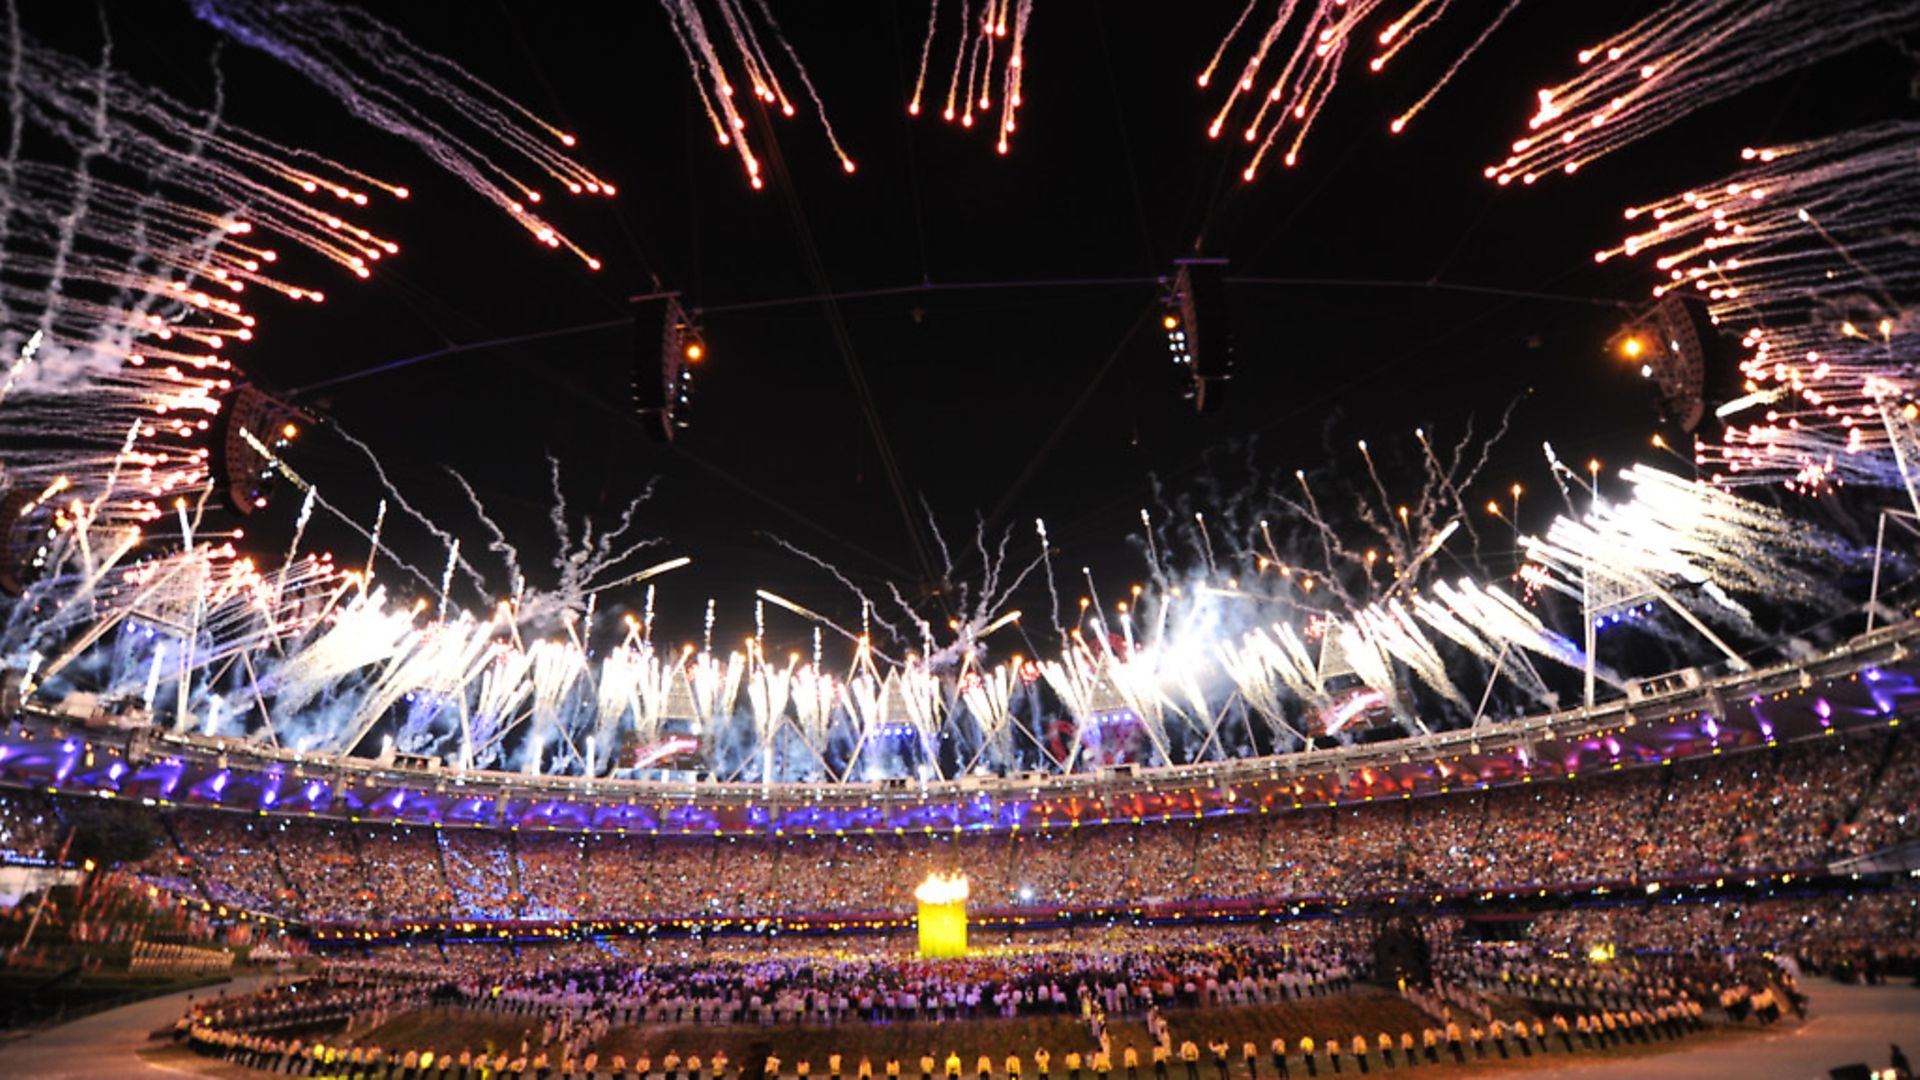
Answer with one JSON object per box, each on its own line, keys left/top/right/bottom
{"left": 0, "top": 975, "right": 272, "bottom": 1079}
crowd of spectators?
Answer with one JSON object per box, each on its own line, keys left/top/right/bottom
{"left": 270, "top": 821, "right": 375, "bottom": 921}
{"left": 361, "top": 825, "right": 455, "bottom": 921}
{"left": 517, "top": 834, "right": 587, "bottom": 921}
{"left": 440, "top": 828, "right": 518, "bottom": 918}
{"left": 164, "top": 812, "right": 297, "bottom": 914}
{"left": 2, "top": 730, "right": 1913, "bottom": 927}
{"left": 0, "top": 789, "right": 62, "bottom": 863}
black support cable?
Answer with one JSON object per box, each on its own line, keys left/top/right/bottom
{"left": 751, "top": 95, "right": 945, "bottom": 607}
{"left": 284, "top": 275, "right": 1631, "bottom": 397}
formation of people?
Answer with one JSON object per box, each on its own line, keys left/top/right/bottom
{"left": 183, "top": 1003, "right": 1712, "bottom": 1080}
{"left": 170, "top": 906, "right": 1836, "bottom": 1080}
{"left": 441, "top": 927, "right": 1359, "bottom": 1029}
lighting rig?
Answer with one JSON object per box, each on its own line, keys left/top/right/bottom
{"left": 633, "top": 293, "right": 705, "bottom": 442}
{"left": 1163, "top": 257, "right": 1233, "bottom": 414}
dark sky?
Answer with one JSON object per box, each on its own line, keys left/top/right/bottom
{"left": 71, "top": 1, "right": 1918, "bottom": 651}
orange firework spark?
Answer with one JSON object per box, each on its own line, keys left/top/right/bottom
{"left": 1487, "top": 0, "right": 1920, "bottom": 186}
{"left": 1202, "top": 0, "right": 1494, "bottom": 180}
{"left": 909, "top": 0, "right": 1033, "bottom": 156}
{"left": 658, "top": 0, "right": 856, "bottom": 188}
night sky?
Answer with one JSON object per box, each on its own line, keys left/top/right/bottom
{"left": 58, "top": 1, "right": 1919, "bottom": 652}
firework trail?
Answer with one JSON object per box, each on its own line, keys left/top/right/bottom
{"left": 1202, "top": 0, "right": 1512, "bottom": 179}
{"left": 1490, "top": 0, "right": 1920, "bottom": 185}
{"left": 744, "top": 645, "right": 794, "bottom": 781}
{"left": 1039, "top": 635, "right": 1106, "bottom": 767}
{"left": 763, "top": 533, "right": 909, "bottom": 645}
{"left": 769, "top": 504, "right": 1044, "bottom": 675}
{"left": 686, "top": 646, "right": 745, "bottom": 736}
{"left": 656, "top": 0, "right": 855, "bottom": 188}
{"left": 324, "top": 427, "right": 491, "bottom": 595}
{"left": 908, "top": 0, "right": 1033, "bottom": 156}
{"left": 188, "top": 0, "right": 615, "bottom": 266}
{"left": 0, "top": 4, "right": 1893, "bottom": 787}
{"left": 1171, "top": 418, "right": 1513, "bottom": 613}
{"left": 1522, "top": 463, "right": 1849, "bottom": 630}
{"left": 1596, "top": 124, "right": 1920, "bottom": 495}
{"left": 791, "top": 660, "right": 837, "bottom": 763}
{"left": 956, "top": 661, "right": 1016, "bottom": 771}
{"left": 839, "top": 663, "right": 893, "bottom": 780}
{"left": 1034, "top": 518, "right": 1067, "bottom": 639}
{"left": 1205, "top": 0, "right": 1917, "bottom": 184}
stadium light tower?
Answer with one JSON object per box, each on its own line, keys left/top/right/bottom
{"left": 1164, "top": 257, "right": 1233, "bottom": 414}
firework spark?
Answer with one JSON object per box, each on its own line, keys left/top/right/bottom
{"left": 1598, "top": 124, "right": 1920, "bottom": 495}
{"left": 657, "top": 0, "right": 856, "bottom": 188}
{"left": 908, "top": 0, "right": 1034, "bottom": 156}
{"left": 1201, "top": 0, "right": 1517, "bottom": 180}
{"left": 1488, "top": 0, "right": 1920, "bottom": 185}
{"left": 190, "top": 0, "right": 615, "bottom": 266}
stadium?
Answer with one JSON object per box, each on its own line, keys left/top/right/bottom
{"left": 2, "top": 2, "right": 1919, "bottom": 1079}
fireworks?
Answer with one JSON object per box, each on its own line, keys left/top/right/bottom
{"left": 0, "top": 0, "right": 613, "bottom": 560}
{"left": 908, "top": 0, "right": 1034, "bottom": 156}
{"left": 3, "top": 399, "right": 1868, "bottom": 786}
{"left": 0, "top": 28, "right": 382, "bottom": 545}
{"left": 190, "top": 0, "right": 616, "bottom": 265}
{"left": 657, "top": 0, "right": 856, "bottom": 187}
{"left": 1489, "top": 0, "right": 1920, "bottom": 185}
{"left": 0, "top": 3, "right": 663, "bottom": 775}
{"left": 1200, "top": 0, "right": 1522, "bottom": 180}
{"left": 1523, "top": 463, "right": 1847, "bottom": 636}
{"left": 1203, "top": 0, "right": 1919, "bottom": 186}
{"left": 0, "top": 2, "right": 1899, "bottom": 795}
{"left": 1597, "top": 124, "right": 1920, "bottom": 496}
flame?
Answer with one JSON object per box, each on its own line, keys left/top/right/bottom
{"left": 914, "top": 871, "right": 971, "bottom": 905}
